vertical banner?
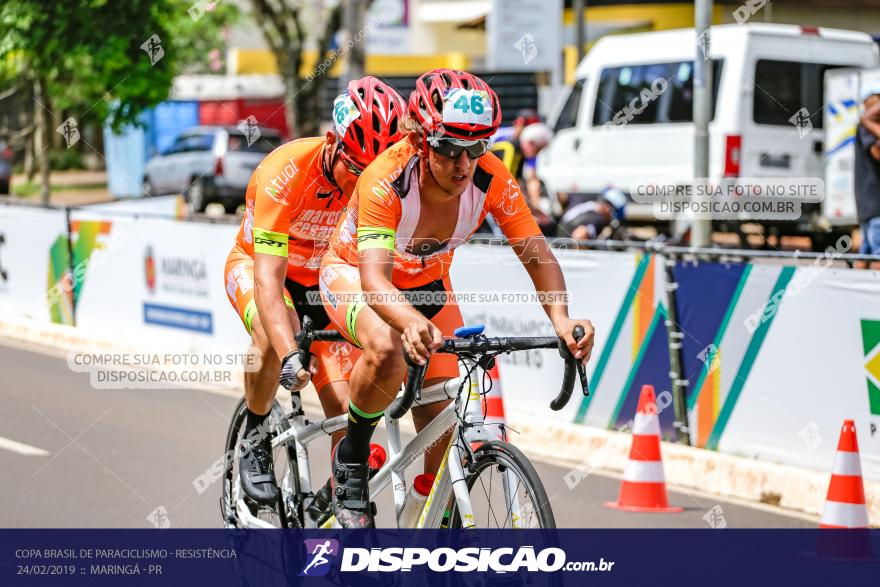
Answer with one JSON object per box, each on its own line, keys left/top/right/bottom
{"left": 486, "top": 0, "right": 561, "bottom": 73}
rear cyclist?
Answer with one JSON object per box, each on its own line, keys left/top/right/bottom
{"left": 223, "top": 77, "right": 406, "bottom": 511}
{"left": 320, "top": 69, "right": 595, "bottom": 528}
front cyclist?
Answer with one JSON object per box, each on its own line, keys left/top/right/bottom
{"left": 224, "top": 77, "right": 406, "bottom": 510}
{"left": 320, "top": 69, "right": 595, "bottom": 528}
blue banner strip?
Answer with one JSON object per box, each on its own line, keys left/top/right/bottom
{"left": 2, "top": 529, "right": 879, "bottom": 586}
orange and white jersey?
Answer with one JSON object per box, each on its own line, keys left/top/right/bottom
{"left": 324, "top": 137, "right": 542, "bottom": 289}
{"left": 234, "top": 137, "right": 347, "bottom": 286}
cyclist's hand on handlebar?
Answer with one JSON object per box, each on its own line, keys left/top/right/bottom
{"left": 401, "top": 317, "right": 443, "bottom": 366}
{"left": 278, "top": 350, "right": 314, "bottom": 391}
{"left": 554, "top": 318, "right": 595, "bottom": 363}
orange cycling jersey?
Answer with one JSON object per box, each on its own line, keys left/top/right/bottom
{"left": 234, "top": 137, "right": 346, "bottom": 286}
{"left": 324, "top": 137, "right": 542, "bottom": 289}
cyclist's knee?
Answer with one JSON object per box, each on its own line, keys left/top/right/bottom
{"left": 249, "top": 316, "right": 279, "bottom": 370}
{"left": 362, "top": 335, "right": 405, "bottom": 378}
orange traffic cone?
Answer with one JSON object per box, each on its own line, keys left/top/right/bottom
{"left": 820, "top": 420, "right": 869, "bottom": 528}
{"left": 605, "top": 385, "right": 682, "bottom": 513}
{"left": 482, "top": 363, "right": 507, "bottom": 440}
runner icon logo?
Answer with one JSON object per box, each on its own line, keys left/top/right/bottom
{"left": 300, "top": 539, "right": 339, "bottom": 577}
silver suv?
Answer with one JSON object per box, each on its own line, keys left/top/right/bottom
{"left": 143, "top": 125, "right": 282, "bottom": 213}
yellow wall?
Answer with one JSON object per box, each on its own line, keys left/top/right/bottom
{"left": 563, "top": 3, "right": 724, "bottom": 29}
{"left": 230, "top": 48, "right": 470, "bottom": 77}
{"left": 562, "top": 3, "right": 726, "bottom": 83}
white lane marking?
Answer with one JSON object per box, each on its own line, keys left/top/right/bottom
{"left": 0, "top": 436, "right": 50, "bottom": 457}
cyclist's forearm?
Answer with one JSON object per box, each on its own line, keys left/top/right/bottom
{"left": 254, "top": 255, "right": 298, "bottom": 360}
{"left": 515, "top": 238, "right": 571, "bottom": 327}
{"left": 359, "top": 247, "right": 425, "bottom": 334}
{"left": 362, "top": 279, "right": 424, "bottom": 334}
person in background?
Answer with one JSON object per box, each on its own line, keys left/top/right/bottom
{"left": 557, "top": 186, "right": 627, "bottom": 241}
{"left": 489, "top": 114, "right": 555, "bottom": 234}
{"left": 856, "top": 93, "right": 880, "bottom": 269}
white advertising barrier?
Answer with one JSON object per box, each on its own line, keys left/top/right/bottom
{"left": 720, "top": 265, "right": 880, "bottom": 482}
{"left": 78, "top": 195, "right": 184, "bottom": 219}
{"left": 69, "top": 210, "right": 249, "bottom": 355}
{"left": 0, "top": 205, "right": 69, "bottom": 322}
{"left": 450, "top": 244, "right": 639, "bottom": 423}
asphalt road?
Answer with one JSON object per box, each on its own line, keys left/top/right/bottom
{"left": 0, "top": 341, "right": 812, "bottom": 529}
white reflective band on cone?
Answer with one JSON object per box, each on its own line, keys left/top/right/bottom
{"left": 831, "top": 452, "right": 863, "bottom": 477}
{"left": 632, "top": 412, "right": 661, "bottom": 436}
{"left": 623, "top": 460, "right": 666, "bottom": 483}
{"left": 820, "top": 501, "right": 870, "bottom": 527}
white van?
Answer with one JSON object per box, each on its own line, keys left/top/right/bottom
{"left": 538, "top": 24, "right": 879, "bottom": 237}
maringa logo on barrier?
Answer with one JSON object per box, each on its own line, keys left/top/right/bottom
{"left": 145, "top": 246, "right": 156, "bottom": 294}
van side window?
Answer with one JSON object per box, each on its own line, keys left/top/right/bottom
{"left": 593, "top": 60, "right": 723, "bottom": 125}
{"left": 667, "top": 60, "right": 723, "bottom": 122}
{"left": 753, "top": 60, "right": 802, "bottom": 126}
{"left": 554, "top": 79, "right": 585, "bottom": 132}
{"left": 753, "top": 60, "right": 845, "bottom": 129}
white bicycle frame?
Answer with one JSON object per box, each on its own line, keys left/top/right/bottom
{"left": 233, "top": 357, "right": 525, "bottom": 529}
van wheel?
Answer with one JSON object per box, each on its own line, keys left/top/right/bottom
{"left": 224, "top": 200, "right": 243, "bottom": 215}
{"left": 185, "top": 178, "right": 208, "bottom": 213}
{"left": 142, "top": 177, "right": 155, "bottom": 197}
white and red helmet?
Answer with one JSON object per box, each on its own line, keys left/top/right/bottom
{"left": 408, "top": 69, "right": 502, "bottom": 141}
{"left": 333, "top": 76, "right": 406, "bottom": 168}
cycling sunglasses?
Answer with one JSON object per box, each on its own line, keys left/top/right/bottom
{"left": 429, "top": 138, "right": 490, "bottom": 160}
{"left": 337, "top": 148, "right": 365, "bottom": 176}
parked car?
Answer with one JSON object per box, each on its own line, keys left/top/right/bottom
{"left": 0, "top": 140, "right": 12, "bottom": 195}
{"left": 538, "top": 24, "right": 879, "bottom": 240}
{"left": 143, "top": 125, "right": 282, "bottom": 213}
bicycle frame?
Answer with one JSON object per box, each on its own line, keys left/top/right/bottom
{"left": 233, "top": 356, "right": 524, "bottom": 529}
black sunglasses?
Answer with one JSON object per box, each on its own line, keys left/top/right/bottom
{"left": 430, "top": 138, "right": 490, "bottom": 160}
{"left": 335, "top": 145, "right": 365, "bottom": 176}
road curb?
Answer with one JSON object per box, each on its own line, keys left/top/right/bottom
{"left": 2, "top": 316, "right": 876, "bottom": 526}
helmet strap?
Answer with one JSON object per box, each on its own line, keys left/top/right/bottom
{"left": 322, "top": 142, "right": 341, "bottom": 189}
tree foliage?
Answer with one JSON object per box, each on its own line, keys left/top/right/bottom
{"left": 0, "top": 0, "right": 237, "bottom": 130}
{"left": 250, "top": 0, "right": 343, "bottom": 137}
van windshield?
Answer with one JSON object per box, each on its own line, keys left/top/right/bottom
{"left": 592, "top": 60, "right": 723, "bottom": 126}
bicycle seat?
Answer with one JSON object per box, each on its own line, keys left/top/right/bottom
{"left": 454, "top": 324, "right": 485, "bottom": 338}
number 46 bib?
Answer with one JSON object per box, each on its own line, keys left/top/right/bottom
{"left": 442, "top": 89, "right": 493, "bottom": 127}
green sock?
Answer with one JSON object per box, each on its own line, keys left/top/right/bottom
{"left": 337, "top": 401, "right": 383, "bottom": 464}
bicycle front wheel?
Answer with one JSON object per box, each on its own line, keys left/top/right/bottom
{"left": 448, "top": 440, "right": 555, "bottom": 529}
{"left": 220, "top": 397, "right": 301, "bottom": 528}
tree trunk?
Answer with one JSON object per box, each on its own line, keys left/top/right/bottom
{"left": 34, "top": 77, "right": 51, "bottom": 204}
{"left": 282, "top": 59, "right": 301, "bottom": 139}
{"left": 24, "top": 127, "right": 35, "bottom": 181}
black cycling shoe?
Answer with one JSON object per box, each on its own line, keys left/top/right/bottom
{"left": 238, "top": 437, "right": 279, "bottom": 506}
{"left": 330, "top": 445, "right": 375, "bottom": 528}
{"left": 306, "top": 478, "right": 332, "bottom": 526}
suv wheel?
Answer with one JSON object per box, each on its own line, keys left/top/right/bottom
{"left": 185, "top": 177, "right": 208, "bottom": 213}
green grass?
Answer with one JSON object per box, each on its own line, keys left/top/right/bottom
{"left": 12, "top": 181, "right": 107, "bottom": 198}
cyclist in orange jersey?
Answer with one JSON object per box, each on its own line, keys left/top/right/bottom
{"left": 224, "top": 77, "right": 406, "bottom": 510}
{"left": 320, "top": 69, "right": 595, "bottom": 527}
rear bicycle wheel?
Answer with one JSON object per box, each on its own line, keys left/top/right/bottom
{"left": 448, "top": 440, "right": 555, "bottom": 529}
{"left": 220, "top": 397, "right": 302, "bottom": 528}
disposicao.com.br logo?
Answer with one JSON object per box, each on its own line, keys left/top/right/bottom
{"left": 300, "top": 543, "right": 614, "bottom": 574}
{"left": 300, "top": 539, "right": 339, "bottom": 577}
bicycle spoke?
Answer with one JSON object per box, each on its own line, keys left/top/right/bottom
{"left": 476, "top": 466, "right": 501, "bottom": 528}
{"left": 501, "top": 473, "right": 523, "bottom": 529}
